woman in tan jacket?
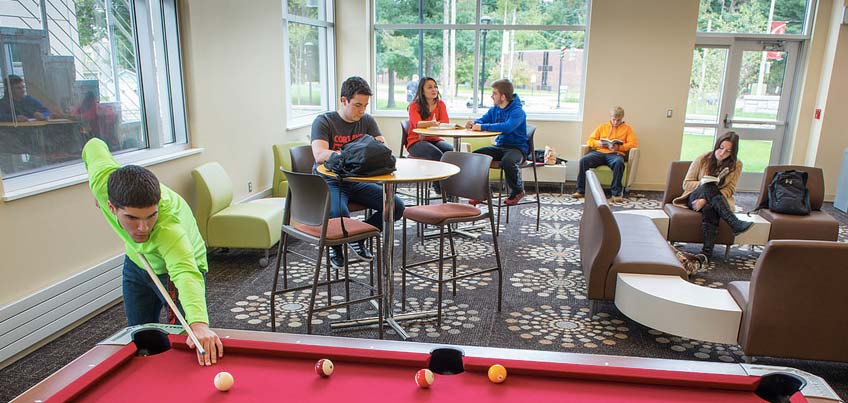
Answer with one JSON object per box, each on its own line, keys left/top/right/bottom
{"left": 671, "top": 131, "right": 752, "bottom": 256}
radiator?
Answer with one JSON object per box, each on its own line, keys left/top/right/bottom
{"left": 0, "top": 256, "right": 123, "bottom": 364}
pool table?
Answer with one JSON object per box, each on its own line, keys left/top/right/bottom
{"left": 11, "top": 324, "right": 841, "bottom": 403}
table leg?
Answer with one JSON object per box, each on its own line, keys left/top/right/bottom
{"left": 331, "top": 182, "right": 438, "bottom": 338}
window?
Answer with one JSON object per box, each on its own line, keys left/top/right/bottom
{"left": 697, "top": 0, "right": 812, "bottom": 35}
{"left": 284, "top": 0, "right": 335, "bottom": 128}
{"left": 0, "top": 0, "right": 188, "bottom": 196}
{"left": 373, "top": 0, "right": 588, "bottom": 118}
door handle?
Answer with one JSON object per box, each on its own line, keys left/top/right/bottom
{"left": 723, "top": 114, "right": 730, "bottom": 128}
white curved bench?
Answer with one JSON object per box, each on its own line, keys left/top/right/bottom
{"left": 615, "top": 273, "right": 742, "bottom": 344}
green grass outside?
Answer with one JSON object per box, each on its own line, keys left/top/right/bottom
{"left": 680, "top": 133, "right": 771, "bottom": 173}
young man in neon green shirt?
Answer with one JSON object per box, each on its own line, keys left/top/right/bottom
{"left": 82, "top": 138, "right": 223, "bottom": 365}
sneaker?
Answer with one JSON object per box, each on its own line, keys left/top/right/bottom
{"left": 571, "top": 192, "right": 584, "bottom": 199}
{"left": 468, "top": 198, "right": 482, "bottom": 206}
{"left": 348, "top": 240, "right": 374, "bottom": 262}
{"left": 328, "top": 245, "right": 345, "bottom": 269}
{"left": 505, "top": 191, "right": 525, "bottom": 206}
{"left": 611, "top": 195, "right": 624, "bottom": 203}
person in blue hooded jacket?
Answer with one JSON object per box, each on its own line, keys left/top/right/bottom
{"left": 465, "top": 78, "right": 528, "bottom": 205}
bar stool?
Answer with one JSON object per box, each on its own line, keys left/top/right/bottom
{"left": 270, "top": 170, "right": 383, "bottom": 338}
{"left": 399, "top": 151, "right": 503, "bottom": 326}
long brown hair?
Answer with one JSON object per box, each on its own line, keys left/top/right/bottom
{"left": 411, "top": 77, "right": 438, "bottom": 120}
{"left": 699, "top": 131, "right": 740, "bottom": 175}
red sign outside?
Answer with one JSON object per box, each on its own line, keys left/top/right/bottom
{"left": 767, "top": 21, "right": 787, "bottom": 60}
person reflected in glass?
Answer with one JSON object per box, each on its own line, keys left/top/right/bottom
{"left": 406, "top": 77, "right": 454, "bottom": 193}
{"left": 0, "top": 75, "right": 51, "bottom": 122}
{"left": 671, "top": 131, "right": 753, "bottom": 257}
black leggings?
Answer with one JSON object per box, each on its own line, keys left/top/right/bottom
{"left": 687, "top": 183, "right": 721, "bottom": 226}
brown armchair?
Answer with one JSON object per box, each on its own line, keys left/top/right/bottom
{"left": 662, "top": 161, "right": 736, "bottom": 248}
{"left": 727, "top": 240, "right": 848, "bottom": 362}
{"left": 755, "top": 165, "right": 838, "bottom": 241}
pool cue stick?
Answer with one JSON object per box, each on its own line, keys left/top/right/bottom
{"left": 136, "top": 254, "right": 206, "bottom": 356}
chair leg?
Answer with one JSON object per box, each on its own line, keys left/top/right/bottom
{"left": 307, "top": 244, "right": 325, "bottom": 335}
{"left": 270, "top": 234, "right": 286, "bottom": 333}
{"left": 344, "top": 250, "right": 351, "bottom": 320}
{"left": 446, "top": 224, "right": 457, "bottom": 297}
{"left": 533, "top": 164, "right": 541, "bottom": 231}
{"left": 489, "top": 208, "right": 504, "bottom": 312}
{"left": 437, "top": 226, "right": 445, "bottom": 327}
{"left": 376, "top": 236, "right": 384, "bottom": 340}
{"left": 281, "top": 233, "right": 290, "bottom": 289}
{"left": 401, "top": 216, "right": 408, "bottom": 312}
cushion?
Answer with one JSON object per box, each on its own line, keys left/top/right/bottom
{"left": 758, "top": 210, "right": 838, "bottom": 241}
{"left": 294, "top": 218, "right": 379, "bottom": 240}
{"left": 403, "top": 203, "right": 482, "bottom": 225}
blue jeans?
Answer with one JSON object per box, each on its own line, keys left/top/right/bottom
{"left": 122, "top": 256, "right": 204, "bottom": 326}
{"left": 576, "top": 151, "right": 626, "bottom": 196}
{"left": 474, "top": 146, "right": 525, "bottom": 197}
{"left": 325, "top": 179, "right": 405, "bottom": 230}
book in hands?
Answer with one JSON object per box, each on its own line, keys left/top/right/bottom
{"left": 600, "top": 138, "right": 624, "bottom": 147}
{"left": 700, "top": 175, "right": 719, "bottom": 185}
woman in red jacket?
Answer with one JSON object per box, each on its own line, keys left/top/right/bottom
{"left": 407, "top": 77, "right": 454, "bottom": 193}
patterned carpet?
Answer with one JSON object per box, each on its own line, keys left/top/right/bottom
{"left": 2, "top": 187, "right": 847, "bottom": 402}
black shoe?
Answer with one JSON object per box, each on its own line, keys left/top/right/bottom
{"left": 328, "top": 245, "right": 345, "bottom": 269}
{"left": 701, "top": 222, "right": 717, "bottom": 256}
{"left": 709, "top": 195, "right": 754, "bottom": 235}
{"left": 348, "top": 241, "right": 373, "bottom": 262}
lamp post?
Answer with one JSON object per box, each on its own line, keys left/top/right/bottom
{"left": 556, "top": 46, "right": 565, "bottom": 109}
{"left": 479, "top": 16, "right": 492, "bottom": 108}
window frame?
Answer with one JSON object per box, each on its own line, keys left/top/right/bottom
{"left": 371, "top": 1, "right": 590, "bottom": 121}
{"left": 1, "top": 0, "right": 190, "bottom": 201}
{"left": 283, "top": 0, "right": 337, "bottom": 130}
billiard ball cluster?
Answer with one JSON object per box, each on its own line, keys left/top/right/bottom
{"left": 213, "top": 360, "right": 507, "bottom": 392}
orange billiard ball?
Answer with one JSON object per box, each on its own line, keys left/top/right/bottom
{"left": 214, "top": 371, "right": 234, "bottom": 391}
{"left": 315, "top": 358, "right": 334, "bottom": 377}
{"left": 488, "top": 364, "right": 507, "bottom": 384}
{"left": 415, "top": 369, "right": 434, "bottom": 388}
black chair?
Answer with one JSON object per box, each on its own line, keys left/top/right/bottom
{"left": 400, "top": 151, "right": 503, "bottom": 326}
{"left": 487, "top": 124, "right": 541, "bottom": 235}
{"left": 270, "top": 170, "right": 383, "bottom": 338}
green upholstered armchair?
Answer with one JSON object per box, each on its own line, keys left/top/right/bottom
{"left": 579, "top": 144, "right": 640, "bottom": 195}
{"left": 272, "top": 141, "right": 309, "bottom": 198}
{"left": 191, "top": 162, "right": 284, "bottom": 266}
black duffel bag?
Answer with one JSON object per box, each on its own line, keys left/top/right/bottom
{"left": 324, "top": 134, "right": 396, "bottom": 178}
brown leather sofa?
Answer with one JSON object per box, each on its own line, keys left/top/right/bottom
{"left": 727, "top": 240, "right": 848, "bottom": 362}
{"left": 755, "top": 165, "right": 838, "bottom": 241}
{"left": 662, "top": 161, "right": 736, "bottom": 248}
{"left": 579, "top": 170, "right": 686, "bottom": 303}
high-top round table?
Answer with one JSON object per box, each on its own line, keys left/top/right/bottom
{"left": 411, "top": 127, "right": 500, "bottom": 151}
{"left": 317, "top": 158, "right": 460, "bottom": 339}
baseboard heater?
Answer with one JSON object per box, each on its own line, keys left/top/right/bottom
{"left": 0, "top": 256, "right": 123, "bottom": 365}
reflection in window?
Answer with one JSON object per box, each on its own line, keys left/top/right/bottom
{"left": 374, "top": 0, "right": 588, "bottom": 117}
{"left": 285, "top": 0, "right": 334, "bottom": 122}
{"left": 0, "top": 0, "right": 185, "bottom": 181}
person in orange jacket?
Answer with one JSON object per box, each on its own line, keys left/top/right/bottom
{"left": 573, "top": 106, "right": 638, "bottom": 202}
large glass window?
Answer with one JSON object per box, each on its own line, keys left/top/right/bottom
{"left": 373, "top": 0, "right": 588, "bottom": 118}
{"left": 0, "top": 0, "right": 187, "bottom": 195}
{"left": 284, "top": 0, "right": 335, "bottom": 126}
{"left": 697, "top": 0, "right": 811, "bottom": 35}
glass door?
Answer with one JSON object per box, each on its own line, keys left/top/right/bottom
{"left": 683, "top": 39, "right": 800, "bottom": 190}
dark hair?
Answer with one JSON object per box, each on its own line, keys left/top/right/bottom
{"left": 411, "top": 77, "right": 439, "bottom": 120}
{"left": 491, "top": 79, "right": 514, "bottom": 102}
{"left": 4, "top": 74, "right": 23, "bottom": 98}
{"left": 699, "top": 131, "right": 740, "bottom": 175}
{"left": 107, "top": 165, "right": 161, "bottom": 209}
{"left": 340, "top": 76, "right": 373, "bottom": 101}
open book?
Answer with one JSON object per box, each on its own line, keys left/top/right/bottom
{"left": 700, "top": 167, "right": 730, "bottom": 185}
{"left": 600, "top": 138, "right": 623, "bottom": 147}
{"left": 429, "top": 123, "right": 464, "bottom": 130}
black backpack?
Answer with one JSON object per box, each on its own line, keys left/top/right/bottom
{"left": 324, "top": 134, "right": 396, "bottom": 178}
{"left": 755, "top": 170, "right": 811, "bottom": 215}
